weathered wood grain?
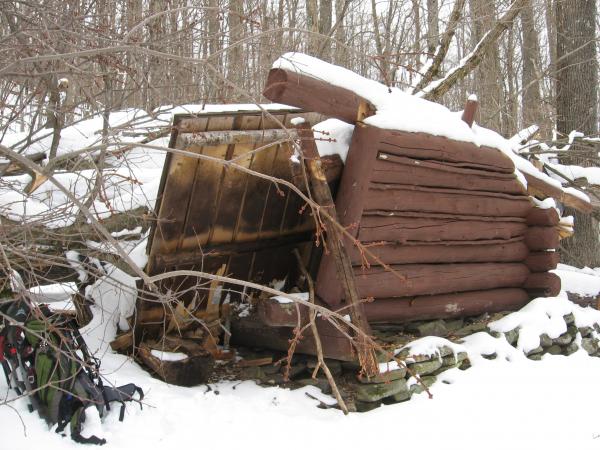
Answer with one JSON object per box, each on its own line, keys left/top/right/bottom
{"left": 363, "top": 288, "right": 530, "bottom": 322}
{"left": 524, "top": 251, "right": 560, "bottom": 272}
{"left": 353, "top": 263, "right": 530, "bottom": 298}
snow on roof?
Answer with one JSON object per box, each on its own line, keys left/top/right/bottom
{"left": 274, "top": 52, "right": 592, "bottom": 206}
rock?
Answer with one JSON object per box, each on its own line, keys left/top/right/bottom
{"left": 410, "top": 376, "right": 437, "bottom": 394}
{"left": 567, "top": 325, "right": 579, "bottom": 337}
{"left": 581, "top": 338, "right": 599, "bottom": 355}
{"left": 526, "top": 346, "right": 544, "bottom": 356}
{"left": 241, "top": 366, "right": 265, "bottom": 380}
{"left": 282, "top": 363, "right": 307, "bottom": 380}
{"left": 563, "top": 342, "right": 578, "bottom": 356}
{"left": 563, "top": 313, "right": 575, "bottom": 325}
{"left": 594, "top": 323, "right": 600, "bottom": 334}
{"left": 545, "top": 345, "right": 562, "bottom": 355}
{"left": 459, "top": 359, "right": 471, "bottom": 370}
{"left": 359, "top": 366, "right": 407, "bottom": 384}
{"left": 407, "top": 358, "right": 443, "bottom": 376}
{"left": 453, "top": 322, "right": 487, "bottom": 338}
{"left": 355, "top": 379, "right": 409, "bottom": 402}
{"left": 445, "top": 319, "right": 465, "bottom": 332}
{"left": 355, "top": 400, "right": 381, "bottom": 412}
{"left": 528, "top": 353, "right": 543, "bottom": 361}
{"left": 579, "top": 327, "right": 594, "bottom": 337}
{"left": 504, "top": 329, "right": 519, "bottom": 346}
{"left": 297, "top": 377, "right": 331, "bottom": 394}
{"left": 416, "top": 320, "right": 448, "bottom": 337}
{"left": 539, "top": 334, "right": 553, "bottom": 348}
{"left": 307, "top": 358, "right": 341, "bottom": 375}
{"left": 553, "top": 333, "right": 572, "bottom": 346}
{"left": 391, "top": 390, "right": 412, "bottom": 403}
{"left": 395, "top": 345, "right": 453, "bottom": 363}
{"left": 482, "top": 352, "right": 497, "bottom": 360}
{"left": 442, "top": 352, "right": 468, "bottom": 366}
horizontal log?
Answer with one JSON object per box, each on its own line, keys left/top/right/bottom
{"left": 524, "top": 226, "right": 560, "bottom": 251}
{"left": 377, "top": 129, "right": 515, "bottom": 173}
{"left": 354, "top": 263, "right": 530, "bottom": 298}
{"left": 358, "top": 216, "right": 527, "bottom": 243}
{"left": 526, "top": 207, "right": 560, "bottom": 226}
{"left": 364, "top": 186, "right": 533, "bottom": 218}
{"left": 231, "top": 312, "right": 355, "bottom": 361}
{"left": 523, "top": 272, "right": 561, "bottom": 297}
{"left": 524, "top": 251, "right": 560, "bottom": 272}
{"left": 365, "top": 211, "right": 525, "bottom": 223}
{"left": 524, "top": 172, "right": 592, "bottom": 213}
{"left": 372, "top": 153, "right": 525, "bottom": 194}
{"left": 364, "top": 288, "right": 530, "bottom": 322}
{"left": 262, "top": 68, "right": 375, "bottom": 124}
{"left": 349, "top": 241, "right": 529, "bottom": 266}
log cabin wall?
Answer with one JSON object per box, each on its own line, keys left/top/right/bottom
{"left": 315, "top": 123, "right": 561, "bottom": 323}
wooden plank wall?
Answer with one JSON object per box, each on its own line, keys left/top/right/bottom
{"left": 315, "top": 124, "right": 561, "bottom": 322}
{"left": 140, "top": 109, "right": 322, "bottom": 336}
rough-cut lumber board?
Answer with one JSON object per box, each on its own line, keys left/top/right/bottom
{"left": 372, "top": 153, "right": 525, "bottom": 194}
{"left": 354, "top": 263, "right": 530, "bottom": 298}
{"left": 524, "top": 172, "right": 592, "bottom": 213}
{"left": 258, "top": 298, "right": 308, "bottom": 327}
{"left": 523, "top": 272, "right": 561, "bottom": 297}
{"left": 364, "top": 186, "right": 533, "bottom": 218}
{"left": 358, "top": 216, "right": 527, "bottom": 243}
{"left": 363, "top": 288, "right": 530, "bottom": 322}
{"left": 461, "top": 97, "right": 478, "bottom": 128}
{"left": 524, "top": 226, "right": 560, "bottom": 250}
{"left": 316, "top": 125, "right": 382, "bottom": 306}
{"left": 178, "top": 129, "right": 298, "bottom": 147}
{"left": 377, "top": 129, "right": 515, "bottom": 173}
{"left": 262, "top": 68, "right": 375, "bottom": 124}
{"left": 526, "top": 207, "right": 560, "bottom": 226}
{"left": 524, "top": 251, "right": 560, "bottom": 272}
{"left": 348, "top": 241, "right": 529, "bottom": 266}
{"left": 137, "top": 343, "right": 215, "bottom": 387}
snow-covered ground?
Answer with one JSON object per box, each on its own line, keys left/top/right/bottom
{"left": 2, "top": 266, "right": 600, "bottom": 450}
{"left": 4, "top": 105, "right": 600, "bottom": 449}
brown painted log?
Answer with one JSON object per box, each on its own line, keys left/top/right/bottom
{"left": 348, "top": 241, "right": 529, "bottom": 266}
{"left": 372, "top": 153, "right": 525, "bottom": 194}
{"left": 523, "top": 172, "right": 592, "bottom": 213}
{"left": 523, "top": 272, "right": 561, "bottom": 297}
{"left": 365, "top": 210, "right": 525, "bottom": 223}
{"left": 524, "top": 251, "right": 560, "bottom": 272}
{"left": 377, "top": 129, "right": 515, "bottom": 173}
{"left": 364, "top": 288, "right": 530, "bottom": 322}
{"left": 461, "top": 97, "right": 478, "bottom": 127}
{"left": 526, "top": 207, "right": 560, "bottom": 226}
{"left": 364, "top": 186, "right": 533, "bottom": 218}
{"left": 354, "top": 263, "right": 530, "bottom": 298}
{"left": 316, "top": 125, "right": 382, "bottom": 306}
{"left": 358, "top": 216, "right": 527, "bottom": 243}
{"left": 262, "top": 68, "right": 375, "bottom": 124}
{"left": 524, "top": 226, "right": 560, "bottom": 250}
{"left": 231, "top": 312, "right": 355, "bottom": 361}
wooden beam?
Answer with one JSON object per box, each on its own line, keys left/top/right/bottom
{"left": 295, "top": 122, "right": 374, "bottom": 365}
{"left": 263, "top": 68, "right": 375, "bottom": 124}
{"left": 364, "top": 288, "right": 530, "bottom": 322}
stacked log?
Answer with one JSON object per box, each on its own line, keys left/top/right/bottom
{"left": 314, "top": 125, "right": 561, "bottom": 322}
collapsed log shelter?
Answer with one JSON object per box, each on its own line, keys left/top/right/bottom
{"left": 127, "top": 68, "right": 586, "bottom": 383}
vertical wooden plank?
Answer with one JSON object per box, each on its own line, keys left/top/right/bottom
{"left": 178, "top": 116, "right": 235, "bottom": 251}
{"left": 209, "top": 114, "right": 263, "bottom": 244}
{"left": 149, "top": 117, "right": 209, "bottom": 259}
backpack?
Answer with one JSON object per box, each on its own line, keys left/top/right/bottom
{"left": 0, "top": 299, "right": 144, "bottom": 445}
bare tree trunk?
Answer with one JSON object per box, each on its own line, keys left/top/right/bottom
{"left": 319, "top": 0, "right": 332, "bottom": 58}
{"left": 521, "top": 0, "right": 543, "bottom": 130}
{"left": 426, "top": 0, "right": 439, "bottom": 55}
{"left": 469, "top": 0, "right": 504, "bottom": 132}
{"left": 556, "top": 0, "right": 600, "bottom": 267}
